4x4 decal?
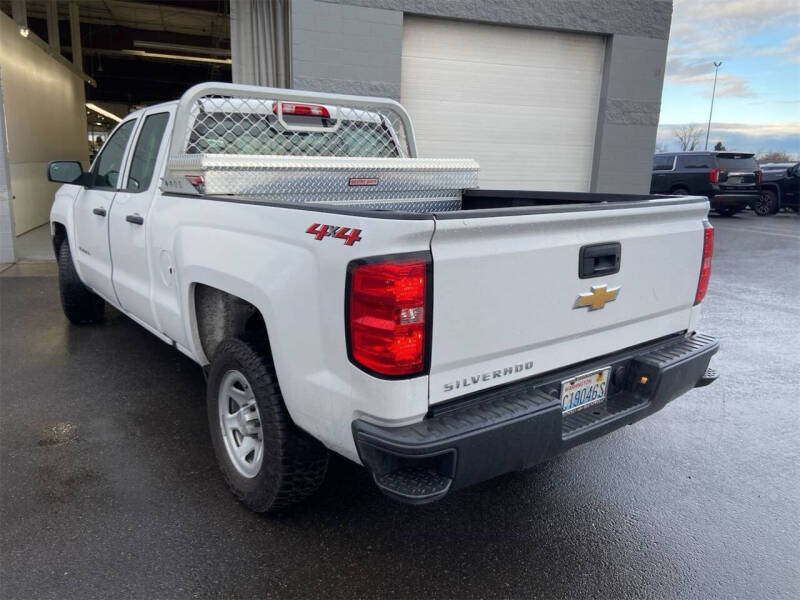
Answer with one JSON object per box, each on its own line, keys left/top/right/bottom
{"left": 306, "top": 223, "right": 363, "bottom": 246}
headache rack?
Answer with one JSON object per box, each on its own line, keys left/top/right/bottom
{"left": 162, "top": 83, "right": 479, "bottom": 213}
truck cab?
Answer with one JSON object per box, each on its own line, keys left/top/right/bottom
{"left": 758, "top": 162, "right": 800, "bottom": 214}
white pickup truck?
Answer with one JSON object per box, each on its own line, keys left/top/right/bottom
{"left": 48, "top": 83, "right": 718, "bottom": 511}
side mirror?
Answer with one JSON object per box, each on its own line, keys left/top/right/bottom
{"left": 47, "top": 161, "right": 87, "bottom": 185}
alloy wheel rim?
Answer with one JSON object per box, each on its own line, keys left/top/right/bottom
{"left": 755, "top": 193, "right": 771, "bottom": 215}
{"left": 218, "top": 370, "right": 264, "bottom": 478}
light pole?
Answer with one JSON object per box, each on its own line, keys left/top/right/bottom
{"left": 705, "top": 61, "right": 722, "bottom": 150}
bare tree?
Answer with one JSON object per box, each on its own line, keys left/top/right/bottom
{"left": 673, "top": 124, "right": 703, "bottom": 151}
{"left": 758, "top": 151, "right": 791, "bottom": 163}
{"left": 654, "top": 141, "right": 668, "bottom": 153}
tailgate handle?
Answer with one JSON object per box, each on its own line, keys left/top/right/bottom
{"left": 579, "top": 242, "right": 621, "bottom": 279}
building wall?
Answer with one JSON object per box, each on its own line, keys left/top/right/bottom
{"left": 291, "top": 0, "right": 402, "bottom": 98}
{"left": 0, "top": 73, "right": 13, "bottom": 263}
{"left": 289, "top": 0, "right": 672, "bottom": 194}
{"left": 0, "top": 11, "right": 88, "bottom": 237}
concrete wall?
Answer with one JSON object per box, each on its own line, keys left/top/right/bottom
{"left": 289, "top": 0, "right": 672, "bottom": 194}
{"left": 0, "top": 10, "right": 88, "bottom": 237}
{"left": 291, "top": 0, "right": 402, "bottom": 98}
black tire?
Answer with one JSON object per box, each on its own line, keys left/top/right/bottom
{"left": 57, "top": 240, "right": 105, "bottom": 324}
{"left": 752, "top": 190, "right": 778, "bottom": 216}
{"left": 207, "top": 337, "right": 329, "bottom": 513}
{"left": 716, "top": 207, "right": 739, "bottom": 217}
{"left": 671, "top": 187, "right": 690, "bottom": 196}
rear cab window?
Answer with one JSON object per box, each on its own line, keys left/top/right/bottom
{"left": 716, "top": 153, "right": 758, "bottom": 172}
{"left": 653, "top": 155, "right": 675, "bottom": 171}
{"left": 188, "top": 112, "right": 400, "bottom": 158}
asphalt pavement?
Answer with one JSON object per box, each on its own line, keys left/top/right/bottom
{"left": 1, "top": 211, "right": 798, "bottom": 599}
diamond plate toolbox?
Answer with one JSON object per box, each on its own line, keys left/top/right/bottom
{"left": 162, "top": 83, "right": 480, "bottom": 213}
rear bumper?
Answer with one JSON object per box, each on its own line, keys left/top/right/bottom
{"left": 710, "top": 193, "right": 758, "bottom": 209}
{"left": 353, "top": 332, "right": 719, "bottom": 504}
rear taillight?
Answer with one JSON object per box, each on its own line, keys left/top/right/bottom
{"left": 272, "top": 102, "right": 330, "bottom": 118}
{"left": 347, "top": 255, "right": 429, "bottom": 377}
{"left": 756, "top": 169, "right": 763, "bottom": 184}
{"left": 695, "top": 224, "right": 714, "bottom": 305}
{"left": 709, "top": 168, "right": 726, "bottom": 184}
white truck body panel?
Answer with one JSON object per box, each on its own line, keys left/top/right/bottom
{"left": 428, "top": 199, "right": 708, "bottom": 404}
{"left": 50, "top": 83, "right": 713, "bottom": 468}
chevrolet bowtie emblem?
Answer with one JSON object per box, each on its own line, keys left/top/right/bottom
{"left": 574, "top": 285, "right": 620, "bottom": 311}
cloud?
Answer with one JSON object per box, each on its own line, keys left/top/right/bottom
{"left": 666, "top": 68, "right": 754, "bottom": 98}
{"left": 752, "top": 34, "right": 800, "bottom": 63}
{"left": 665, "top": 0, "right": 800, "bottom": 94}
{"left": 657, "top": 121, "right": 800, "bottom": 155}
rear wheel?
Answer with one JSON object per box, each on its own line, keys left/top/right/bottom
{"left": 207, "top": 337, "right": 328, "bottom": 513}
{"left": 57, "top": 240, "right": 105, "bottom": 324}
{"left": 752, "top": 190, "right": 778, "bottom": 216}
{"left": 671, "top": 187, "right": 689, "bottom": 196}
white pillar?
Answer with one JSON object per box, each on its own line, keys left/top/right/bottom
{"left": 69, "top": 2, "right": 82, "bottom": 68}
{"left": 11, "top": 0, "right": 26, "bottom": 30}
{"left": 0, "top": 73, "right": 16, "bottom": 263}
{"left": 46, "top": 0, "right": 60, "bottom": 54}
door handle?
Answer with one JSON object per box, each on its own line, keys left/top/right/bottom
{"left": 579, "top": 242, "right": 622, "bottom": 278}
{"left": 126, "top": 214, "right": 144, "bottom": 225}
{"left": 92, "top": 207, "right": 107, "bottom": 217}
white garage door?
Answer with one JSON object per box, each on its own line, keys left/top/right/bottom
{"left": 401, "top": 16, "right": 605, "bottom": 191}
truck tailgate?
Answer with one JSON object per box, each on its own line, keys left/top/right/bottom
{"left": 428, "top": 198, "right": 709, "bottom": 404}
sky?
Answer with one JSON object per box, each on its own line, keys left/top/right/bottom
{"left": 657, "top": 0, "right": 800, "bottom": 156}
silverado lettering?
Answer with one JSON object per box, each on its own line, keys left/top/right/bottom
{"left": 444, "top": 361, "right": 535, "bottom": 393}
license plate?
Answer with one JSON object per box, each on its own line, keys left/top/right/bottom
{"left": 561, "top": 367, "right": 611, "bottom": 415}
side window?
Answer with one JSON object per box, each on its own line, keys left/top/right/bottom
{"left": 677, "top": 155, "right": 711, "bottom": 169}
{"left": 653, "top": 155, "right": 674, "bottom": 171}
{"left": 92, "top": 120, "right": 136, "bottom": 189}
{"left": 126, "top": 113, "right": 170, "bottom": 192}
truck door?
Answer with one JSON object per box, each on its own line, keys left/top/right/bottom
{"left": 73, "top": 118, "right": 137, "bottom": 303}
{"left": 109, "top": 109, "right": 172, "bottom": 326}
{"left": 786, "top": 164, "right": 800, "bottom": 208}
{"left": 651, "top": 154, "right": 675, "bottom": 193}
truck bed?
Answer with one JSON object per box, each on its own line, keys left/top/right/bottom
{"left": 167, "top": 188, "right": 698, "bottom": 219}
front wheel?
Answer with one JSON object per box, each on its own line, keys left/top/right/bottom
{"left": 752, "top": 190, "right": 778, "bottom": 216}
{"left": 57, "top": 240, "right": 105, "bottom": 324}
{"left": 207, "top": 337, "right": 329, "bottom": 513}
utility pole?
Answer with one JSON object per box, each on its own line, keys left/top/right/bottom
{"left": 705, "top": 61, "right": 722, "bottom": 151}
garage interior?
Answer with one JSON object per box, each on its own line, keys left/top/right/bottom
{"left": 0, "top": 0, "right": 230, "bottom": 261}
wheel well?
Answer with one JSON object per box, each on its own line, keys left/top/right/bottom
{"left": 760, "top": 183, "right": 780, "bottom": 199}
{"left": 670, "top": 185, "right": 689, "bottom": 193}
{"left": 52, "top": 222, "right": 67, "bottom": 258}
{"left": 193, "top": 284, "right": 269, "bottom": 361}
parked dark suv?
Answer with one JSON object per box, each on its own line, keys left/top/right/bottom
{"left": 651, "top": 151, "right": 762, "bottom": 217}
{"left": 756, "top": 162, "right": 799, "bottom": 215}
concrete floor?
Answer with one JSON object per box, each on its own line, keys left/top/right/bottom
{"left": 1, "top": 212, "right": 798, "bottom": 599}
{"left": 12, "top": 223, "right": 53, "bottom": 261}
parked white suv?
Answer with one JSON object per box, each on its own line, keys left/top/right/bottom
{"left": 48, "top": 83, "right": 719, "bottom": 511}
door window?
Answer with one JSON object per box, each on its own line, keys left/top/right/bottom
{"left": 126, "top": 113, "right": 170, "bottom": 192}
{"left": 653, "top": 155, "right": 675, "bottom": 171}
{"left": 92, "top": 120, "right": 136, "bottom": 189}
